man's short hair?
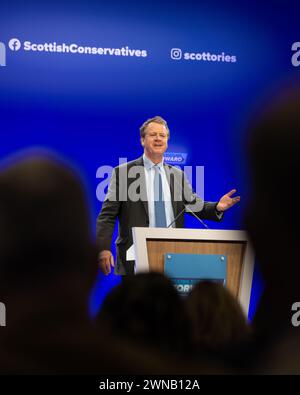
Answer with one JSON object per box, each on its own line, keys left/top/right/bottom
{"left": 139, "top": 116, "right": 170, "bottom": 139}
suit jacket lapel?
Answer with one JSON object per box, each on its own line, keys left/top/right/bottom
{"left": 132, "top": 156, "right": 149, "bottom": 218}
{"left": 133, "top": 158, "right": 177, "bottom": 219}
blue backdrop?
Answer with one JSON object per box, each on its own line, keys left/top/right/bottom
{"left": 1, "top": 0, "right": 298, "bottom": 318}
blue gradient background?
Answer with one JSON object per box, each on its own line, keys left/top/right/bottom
{"left": 1, "top": 0, "right": 298, "bottom": 318}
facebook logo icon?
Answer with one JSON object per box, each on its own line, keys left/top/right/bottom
{"left": 0, "top": 42, "right": 6, "bottom": 66}
{"left": 8, "top": 38, "right": 21, "bottom": 51}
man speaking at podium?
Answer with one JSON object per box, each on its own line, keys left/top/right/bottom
{"left": 96, "top": 116, "right": 240, "bottom": 275}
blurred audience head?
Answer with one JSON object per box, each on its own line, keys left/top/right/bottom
{"left": 246, "top": 84, "right": 300, "bottom": 267}
{"left": 0, "top": 149, "right": 100, "bottom": 373}
{"left": 0, "top": 149, "right": 97, "bottom": 304}
{"left": 0, "top": 151, "right": 97, "bottom": 322}
{"left": 185, "top": 281, "right": 251, "bottom": 362}
{"left": 245, "top": 83, "right": 300, "bottom": 304}
{"left": 244, "top": 82, "right": 300, "bottom": 370}
{"left": 96, "top": 271, "right": 192, "bottom": 355}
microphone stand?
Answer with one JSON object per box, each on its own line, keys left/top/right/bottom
{"left": 167, "top": 170, "right": 209, "bottom": 229}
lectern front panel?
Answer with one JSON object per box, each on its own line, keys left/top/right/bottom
{"left": 146, "top": 239, "right": 246, "bottom": 298}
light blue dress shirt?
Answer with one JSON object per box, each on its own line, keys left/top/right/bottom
{"left": 143, "top": 154, "right": 175, "bottom": 228}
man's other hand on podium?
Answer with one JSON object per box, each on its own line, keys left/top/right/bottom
{"left": 99, "top": 250, "right": 115, "bottom": 275}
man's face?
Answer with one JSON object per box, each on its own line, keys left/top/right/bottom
{"left": 141, "top": 122, "right": 168, "bottom": 157}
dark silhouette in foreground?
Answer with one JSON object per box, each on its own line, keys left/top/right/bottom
{"left": 96, "top": 272, "right": 192, "bottom": 356}
{"left": 185, "top": 281, "right": 252, "bottom": 367}
{"left": 245, "top": 83, "right": 300, "bottom": 373}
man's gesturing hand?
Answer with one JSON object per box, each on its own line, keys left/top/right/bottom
{"left": 216, "top": 189, "right": 240, "bottom": 212}
{"left": 99, "top": 250, "right": 114, "bottom": 275}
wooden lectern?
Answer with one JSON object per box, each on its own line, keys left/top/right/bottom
{"left": 132, "top": 227, "right": 255, "bottom": 316}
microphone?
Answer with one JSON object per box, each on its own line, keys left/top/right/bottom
{"left": 184, "top": 202, "right": 209, "bottom": 229}
{"left": 167, "top": 206, "right": 185, "bottom": 228}
{"left": 167, "top": 170, "right": 209, "bottom": 229}
{"left": 167, "top": 202, "right": 209, "bottom": 229}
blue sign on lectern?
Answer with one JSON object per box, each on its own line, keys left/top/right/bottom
{"left": 164, "top": 253, "right": 227, "bottom": 295}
